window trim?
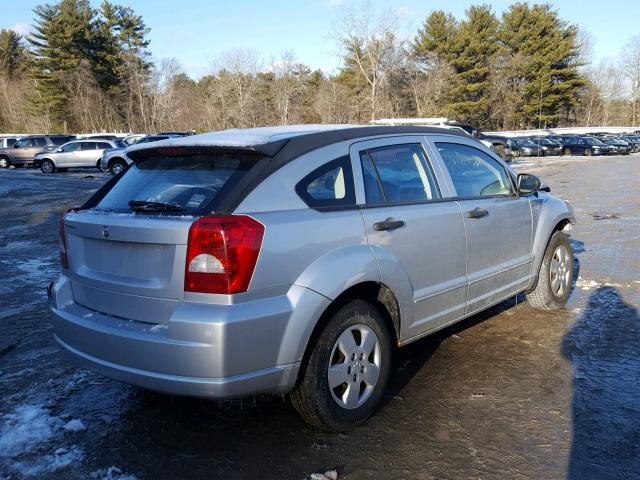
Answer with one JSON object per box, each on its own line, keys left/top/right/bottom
{"left": 358, "top": 142, "right": 442, "bottom": 206}
{"left": 433, "top": 141, "right": 518, "bottom": 199}
{"left": 294, "top": 155, "right": 357, "bottom": 211}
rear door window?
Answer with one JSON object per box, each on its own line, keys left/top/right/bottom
{"left": 80, "top": 142, "right": 97, "bottom": 150}
{"left": 436, "top": 142, "right": 513, "bottom": 197}
{"left": 33, "top": 137, "right": 47, "bottom": 146}
{"left": 295, "top": 156, "right": 355, "bottom": 209}
{"left": 360, "top": 143, "right": 440, "bottom": 204}
{"left": 95, "top": 153, "right": 258, "bottom": 215}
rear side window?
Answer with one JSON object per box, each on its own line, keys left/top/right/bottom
{"left": 80, "top": 142, "right": 97, "bottom": 150}
{"left": 33, "top": 137, "right": 47, "bottom": 146}
{"left": 436, "top": 142, "right": 513, "bottom": 197}
{"left": 295, "top": 155, "right": 355, "bottom": 209}
{"left": 95, "top": 154, "right": 257, "bottom": 215}
{"left": 360, "top": 143, "right": 440, "bottom": 204}
{"left": 97, "top": 142, "right": 113, "bottom": 149}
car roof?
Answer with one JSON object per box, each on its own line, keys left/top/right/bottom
{"left": 127, "top": 124, "right": 472, "bottom": 158}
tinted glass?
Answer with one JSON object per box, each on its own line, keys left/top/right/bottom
{"left": 96, "top": 142, "right": 112, "bottom": 149}
{"left": 7, "top": 138, "right": 17, "bottom": 147}
{"left": 361, "top": 143, "right": 439, "bottom": 204}
{"left": 80, "top": 142, "right": 97, "bottom": 150}
{"left": 51, "top": 136, "right": 74, "bottom": 145}
{"left": 16, "top": 138, "right": 34, "bottom": 147}
{"left": 33, "top": 137, "right": 47, "bottom": 146}
{"left": 295, "top": 156, "right": 355, "bottom": 209}
{"left": 95, "top": 154, "right": 256, "bottom": 215}
{"left": 436, "top": 142, "right": 513, "bottom": 197}
{"left": 60, "top": 142, "right": 77, "bottom": 153}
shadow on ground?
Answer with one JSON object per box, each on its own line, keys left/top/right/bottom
{"left": 562, "top": 287, "right": 640, "bottom": 479}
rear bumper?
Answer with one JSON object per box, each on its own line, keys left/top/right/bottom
{"left": 49, "top": 275, "right": 330, "bottom": 398}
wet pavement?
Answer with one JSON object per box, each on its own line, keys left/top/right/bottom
{"left": 0, "top": 156, "right": 638, "bottom": 479}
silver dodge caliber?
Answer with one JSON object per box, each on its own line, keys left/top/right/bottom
{"left": 50, "top": 125, "right": 575, "bottom": 430}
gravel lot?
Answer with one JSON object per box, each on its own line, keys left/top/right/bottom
{"left": 0, "top": 155, "right": 638, "bottom": 479}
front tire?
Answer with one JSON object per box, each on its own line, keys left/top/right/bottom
{"left": 526, "top": 231, "right": 573, "bottom": 310}
{"left": 0, "top": 156, "right": 9, "bottom": 168}
{"left": 109, "top": 159, "right": 127, "bottom": 175}
{"left": 40, "top": 159, "right": 56, "bottom": 173}
{"left": 289, "top": 300, "right": 392, "bottom": 431}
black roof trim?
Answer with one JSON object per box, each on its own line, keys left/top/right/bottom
{"left": 217, "top": 125, "right": 472, "bottom": 213}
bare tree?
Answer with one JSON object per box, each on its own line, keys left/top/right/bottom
{"left": 621, "top": 36, "right": 640, "bottom": 125}
{"left": 334, "top": 3, "right": 404, "bottom": 121}
{"left": 270, "top": 50, "right": 298, "bottom": 125}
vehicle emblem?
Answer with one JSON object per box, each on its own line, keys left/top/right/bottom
{"left": 102, "top": 226, "right": 109, "bottom": 238}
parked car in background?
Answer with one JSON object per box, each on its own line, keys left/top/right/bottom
{"left": 51, "top": 125, "right": 575, "bottom": 431}
{"left": 0, "top": 135, "right": 76, "bottom": 168}
{"left": 559, "top": 136, "right": 611, "bottom": 156}
{"left": 619, "top": 135, "right": 640, "bottom": 153}
{"left": 101, "top": 134, "right": 181, "bottom": 175}
{"left": 122, "top": 134, "right": 146, "bottom": 145}
{"left": 0, "top": 137, "right": 20, "bottom": 166}
{"left": 508, "top": 138, "right": 543, "bottom": 157}
{"left": 36, "top": 139, "right": 125, "bottom": 173}
{"left": 529, "top": 137, "right": 562, "bottom": 156}
{"left": 600, "top": 137, "right": 632, "bottom": 155}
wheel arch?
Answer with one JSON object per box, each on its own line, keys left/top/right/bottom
{"left": 527, "top": 211, "right": 575, "bottom": 292}
{"left": 293, "top": 281, "right": 401, "bottom": 387}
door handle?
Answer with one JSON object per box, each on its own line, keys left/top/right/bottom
{"left": 465, "top": 207, "right": 489, "bottom": 219}
{"left": 373, "top": 217, "right": 405, "bottom": 231}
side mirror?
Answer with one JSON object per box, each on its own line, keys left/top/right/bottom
{"left": 517, "top": 173, "right": 542, "bottom": 195}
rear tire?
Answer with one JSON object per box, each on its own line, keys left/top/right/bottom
{"left": 584, "top": 148, "right": 592, "bottom": 156}
{"left": 563, "top": 148, "right": 571, "bottom": 156}
{"left": 40, "top": 159, "right": 55, "bottom": 173}
{"left": 526, "top": 231, "right": 573, "bottom": 310}
{"left": 0, "top": 156, "right": 9, "bottom": 168}
{"left": 289, "top": 300, "right": 392, "bottom": 431}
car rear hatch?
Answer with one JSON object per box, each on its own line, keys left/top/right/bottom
{"left": 63, "top": 147, "right": 269, "bottom": 324}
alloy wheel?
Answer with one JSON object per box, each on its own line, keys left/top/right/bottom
{"left": 550, "top": 244, "right": 571, "bottom": 297}
{"left": 328, "top": 324, "right": 381, "bottom": 410}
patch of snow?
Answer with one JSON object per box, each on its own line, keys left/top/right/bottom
{"left": 575, "top": 277, "right": 600, "bottom": 291}
{"left": 149, "top": 324, "right": 168, "bottom": 333}
{"left": 90, "top": 466, "right": 139, "bottom": 480}
{"left": 63, "top": 419, "right": 86, "bottom": 432}
{"left": 0, "top": 404, "right": 86, "bottom": 477}
{"left": 11, "top": 446, "right": 83, "bottom": 477}
{"left": 0, "top": 404, "right": 62, "bottom": 458}
{"left": 126, "top": 124, "right": 358, "bottom": 153}
{"left": 307, "top": 470, "right": 338, "bottom": 480}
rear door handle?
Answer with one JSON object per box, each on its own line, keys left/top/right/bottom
{"left": 465, "top": 207, "right": 489, "bottom": 219}
{"left": 373, "top": 217, "right": 405, "bottom": 231}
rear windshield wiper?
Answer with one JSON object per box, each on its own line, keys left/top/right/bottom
{"left": 128, "top": 200, "right": 186, "bottom": 213}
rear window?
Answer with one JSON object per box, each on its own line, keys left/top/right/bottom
{"left": 94, "top": 154, "right": 257, "bottom": 215}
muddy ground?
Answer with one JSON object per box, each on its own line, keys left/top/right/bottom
{"left": 0, "top": 155, "right": 638, "bottom": 480}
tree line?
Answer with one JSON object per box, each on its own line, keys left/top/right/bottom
{"left": 1, "top": 0, "right": 639, "bottom": 134}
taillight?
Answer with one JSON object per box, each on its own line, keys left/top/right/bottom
{"left": 59, "top": 214, "right": 68, "bottom": 269}
{"left": 185, "top": 215, "right": 264, "bottom": 294}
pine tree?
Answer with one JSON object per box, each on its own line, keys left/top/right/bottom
{"left": 500, "top": 3, "right": 584, "bottom": 127}
{"left": 28, "top": 0, "right": 97, "bottom": 130}
{"left": 444, "top": 5, "right": 499, "bottom": 127}
{"left": 0, "top": 29, "right": 29, "bottom": 78}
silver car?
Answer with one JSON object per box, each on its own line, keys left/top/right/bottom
{"left": 100, "top": 135, "right": 179, "bottom": 175}
{"left": 37, "top": 139, "right": 125, "bottom": 173}
{"left": 50, "top": 125, "right": 575, "bottom": 430}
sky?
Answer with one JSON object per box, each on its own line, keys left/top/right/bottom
{"left": 2, "top": 0, "right": 639, "bottom": 78}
